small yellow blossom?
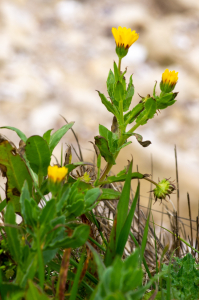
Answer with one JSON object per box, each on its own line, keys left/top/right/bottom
{"left": 48, "top": 165, "right": 68, "bottom": 183}
{"left": 162, "top": 69, "right": 178, "bottom": 86}
{"left": 112, "top": 26, "right": 139, "bottom": 49}
{"left": 160, "top": 69, "right": 178, "bottom": 93}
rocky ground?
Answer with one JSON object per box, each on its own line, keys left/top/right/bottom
{"left": 0, "top": 0, "right": 199, "bottom": 231}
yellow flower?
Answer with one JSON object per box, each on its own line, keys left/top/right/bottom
{"left": 162, "top": 69, "right": 178, "bottom": 85}
{"left": 48, "top": 165, "right": 68, "bottom": 182}
{"left": 112, "top": 26, "right": 139, "bottom": 49}
{"left": 160, "top": 69, "right": 178, "bottom": 93}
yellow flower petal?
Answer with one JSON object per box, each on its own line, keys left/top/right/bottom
{"left": 112, "top": 27, "right": 139, "bottom": 49}
{"left": 48, "top": 165, "right": 68, "bottom": 182}
{"left": 162, "top": 69, "right": 178, "bottom": 85}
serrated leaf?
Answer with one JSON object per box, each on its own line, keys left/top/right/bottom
{"left": 4, "top": 202, "right": 21, "bottom": 263}
{"left": 123, "top": 75, "right": 134, "bottom": 112}
{"left": 94, "top": 136, "right": 116, "bottom": 165}
{"left": 124, "top": 103, "right": 144, "bottom": 124}
{"left": 0, "top": 136, "right": 33, "bottom": 213}
{"left": 0, "top": 126, "right": 27, "bottom": 142}
{"left": 49, "top": 122, "right": 74, "bottom": 153}
{"left": 43, "top": 129, "right": 53, "bottom": 144}
{"left": 97, "top": 91, "right": 118, "bottom": 117}
{"left": 25, "top": 135, "right": 51, "bottom": 176}
{"left": 136, "top": 98, "right": 157, "bottom": 125}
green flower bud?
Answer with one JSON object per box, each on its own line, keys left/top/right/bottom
{"left": 153, "top": 178, "right": 176, "bottom": 202}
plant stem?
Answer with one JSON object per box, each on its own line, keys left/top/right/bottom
{"left": 144, "top": 177, "right": 158, "bottom": 187}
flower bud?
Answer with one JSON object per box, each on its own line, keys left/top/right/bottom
{"left": 160, "top": 69, "right": 178, "bottom": 93}
{"left": 153, "top": 178, "right": 176, "bottom": 202}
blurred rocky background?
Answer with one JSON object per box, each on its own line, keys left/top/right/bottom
{"left": 0, "top": 0, "right": 199, "bottom": 232}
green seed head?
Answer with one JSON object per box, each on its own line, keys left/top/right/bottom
{"left": 153, "top": 178, "right": 176, "bottom": 202}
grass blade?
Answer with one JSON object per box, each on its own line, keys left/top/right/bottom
{"left": 116, "top": 182, "right": 140, "bottom": 257}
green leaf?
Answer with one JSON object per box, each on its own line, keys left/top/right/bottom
{"left": 0, "top": 136, "right": 33, "bottom": 213}
{"left": 124, "top": 103, "right": 144, "bottom": 124}
{"left": 26, "top": 280, "right": 50, "bottom": 300}
{"left": 123, "top": 74, "right": 134, "bottom": 112}
{"left": 43, "top": 129, "right": 53, "bottom": 144}
{"left": 39, "top": 199, "right": 56, "bottom": 225}
{"left": 136, "top": 98, "right": 157, "bottom": 125}
{"left": 0, "top": 126, "right": 27, "bottom": 142}
{"left": 107, "top": 69, "right": 115, "bottom": 100}
{"left": 65, "top": 200, "right": 85, "bottom": 219}
{"left": 114, "top": 81, "right": 125, "bottom": 103}
{"left": 48, "top": 224, "right": 90, "bottom": 249}
{"left": 97, "top": 91, "right": 118, "bottom": 117}
{"left": 0, "top": 199, "right": 6, "bottom": 212}
{"left": 25, "top": 135, "right": 51, "bottom": 176}
{"left": 104, "top": 215, "right": 117, "bottom": 267}
{"left": 106, "top": 172, "right": 146, "bottom": 183}
{"left": 94, "top": 136, "right": 116, "bottom": 165}
{"left": 4, "top": 202, "right": 21, "bottom": 263}
{"left": 20, "top": 181, "right": 31, "bottom": 219}
{"left": 98, "top": 188, "right": 121, "bottom": 200}
{"left": 49, "top": 122, "right": 74, "bottom": 153}
{"left": 113, "top": 61, "right": 120, "bottom": 82}
{"left": 23, "top": 198, "right": 38, "bottom": 228}
{"left": 156, "top": 93, "right": 176, "bottom": 110}
{"left": 116, "top": 183, "right": 140, "bottom": 257}
{"left": 69, "top": 251, "right": 86, "bottom": 300}
{"left": 64, "top": 161, "right": 89, "bottom": 173}
{"left": 116, "top": 160, "right": 133, "bottom": 245}
{"left": 87, "top": 243, "right": 105, "bottom": 281}
{"left": 84, "top": 188, "right": 102, "bottom": 208}
{"left": 56, "top": 186, "right": 70, "bottom": 212}
{"left": 141, "top": 209, "right": 151, "bottom": 261}
{"left": 99, "top": 124, "right": 118, "bottom": 153}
